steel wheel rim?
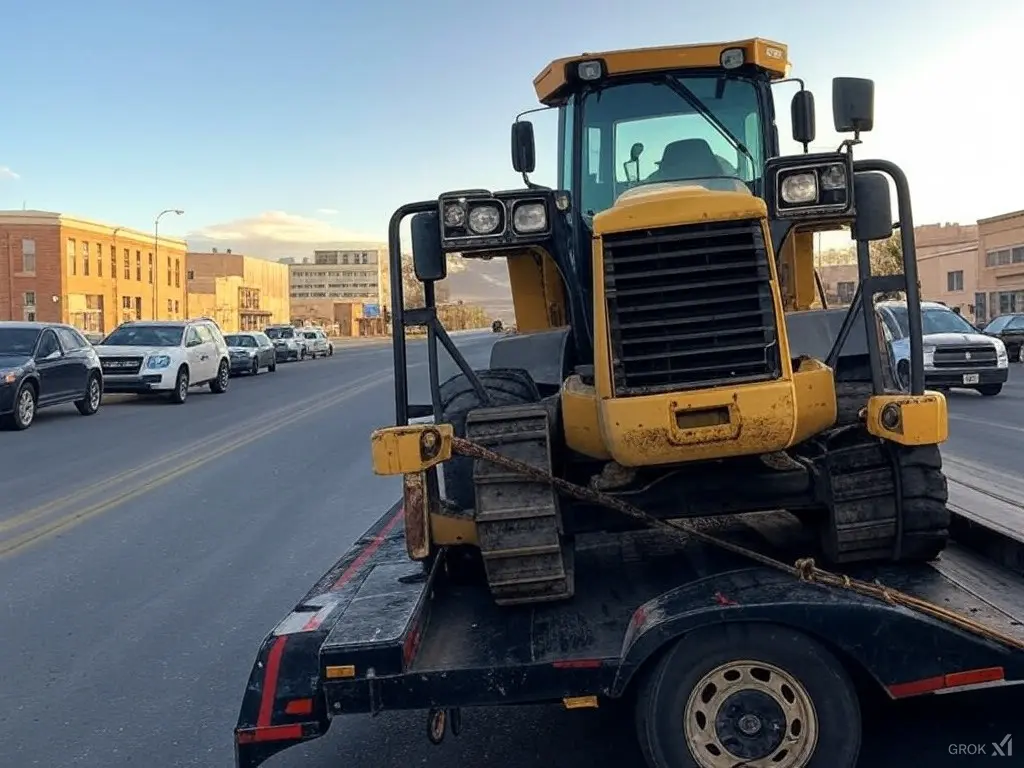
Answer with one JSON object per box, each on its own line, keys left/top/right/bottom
{"left": 178, "top": 374, "right": 188, "bottom": 399}
{"left": 89, "top": 379, "right": 101, "bottom": 408}
{"left": 683, "top": 660, "right": 818, "bottom": 768}
{"left": 220, "top": 363, "right": 229, "bottom": 385}
{"left": 17, "top": 388, "right": 34, "bottom": 424}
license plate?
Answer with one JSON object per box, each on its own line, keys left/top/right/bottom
{"left": 962, "top": 373, "right": 980, "bottom": 384}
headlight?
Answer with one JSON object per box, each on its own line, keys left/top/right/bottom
{"left": 922, "top": 344, "right": 935, "bottom": 367}
{"left": 468, "top": 205, "right": 502, "bottom": 235}
{"left": 443, "top": 203, "right": 466, "bottom": 228}
{"left": 1, "top": 369, "right": 19, "bottom": 384}
{"left": 146, "top": 355, "right": 171, "bottom": 369}
{"left": 994, "top": 338, "right": 1008, "bottom": 367}
{"left": 780, "top": 173, "right": 817, "bottom": 204}
{"left": 512, "top": 202, "right": 547, "bottom": 234}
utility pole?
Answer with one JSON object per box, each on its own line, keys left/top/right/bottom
{"left": 154, "top": 209, "right": 184, "bottom": 319}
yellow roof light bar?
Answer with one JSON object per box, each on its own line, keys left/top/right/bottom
{"left": 533, "top": 38, "right": 790, "bottom": 106}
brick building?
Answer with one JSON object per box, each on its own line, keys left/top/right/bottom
{"left": 0, "top": 210, "right": 187, "bottom": 333}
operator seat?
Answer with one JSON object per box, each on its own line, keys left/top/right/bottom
{"left": 648, "top": 138, "right": 742, "bottom": 192}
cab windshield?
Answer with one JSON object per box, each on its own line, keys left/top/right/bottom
{"left": 576, "top": 75, "right": 765, "bottom": 221}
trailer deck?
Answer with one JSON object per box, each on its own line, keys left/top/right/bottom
{"left": 235, "top": 499, "right": 1024, "bottom": 768}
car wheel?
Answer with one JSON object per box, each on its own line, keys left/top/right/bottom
{"left": 268, "top": 360, "right": 277, "bottom": 372}
{"left": 3, "top": 382, "right": 38, "bottom": 430}
{"left": 976, "top": 383, "right": 1002, "bottom": 396}
{"left": 328, "top": 344, "right": 333, "bottom": 357}
{"left": 1009, "top": 343, "right": 1021, "bottom": 363}
{"left": 210, "top": 359, "right": 230, "bottom": 393}
{"left": 75, "top": 373, "right": 103, "bottom": 416}
{"left": 250, "top": 357, "right": 259, "bottom": 376}
{"left": 169, "top": 367, "right": 189, "bottom": 404}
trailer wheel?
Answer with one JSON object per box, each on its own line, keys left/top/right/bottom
{"left": 634, "top": 624, "right": 860, "bottom": 768}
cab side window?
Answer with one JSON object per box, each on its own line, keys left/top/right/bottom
{"left": 56, "top": 327, "right": 84, "bottom": 350}
{"left": 185, "top": 327, "right": 203, "bottom": 347}
{"left": 195, "top": 325, "right": 214, "bottom": 344}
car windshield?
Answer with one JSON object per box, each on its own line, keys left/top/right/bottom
{"left": 302, "top": 331, "right": 316, "bottom": 338}
{"left": 577, "top": 74, "right": 764, "bottom": 221}
{"left": 0, "top": 327, "right": 42, "bottom": 356}
{"left": 225, "top": 334, "right": 256, "bottom": 347}
{"left": 983, "top": 315, "right": 1014, "bottom": 333}
{"left": 888, "top": 306, "right": 979, "bottom": 337}
{"left": 102, "top": 325, "right": 184, "bottom": 346}
{"left": 266, "top": 327, "right": 293, "bottom": 339}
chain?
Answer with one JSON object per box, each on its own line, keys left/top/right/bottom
{"left": 451, "top": 436, "right": 1024, "bottom": 652}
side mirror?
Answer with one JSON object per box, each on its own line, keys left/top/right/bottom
{"left": 832, "top": 77, "right": 874, "bottom": 134}
{"left": 511, "top": 120, "right": 536, "bottom": 174}
{"left": 411, "top": 211, "right": 446, "bottom": 282}
{"left": 42, "top": 349, "right": 62, "bottom": 361}
{"left": 790, "top": 90, "right": 816, "bottom": 147}
{"left": 851, "top": 172, "right": 893, "bottom": 242}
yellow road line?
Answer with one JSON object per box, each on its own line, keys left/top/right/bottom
{"left": 0, "top": 367, "right": 396, "bottom": 536}
{"left": 0, "top": 365, "right": 422, "bottom": 557}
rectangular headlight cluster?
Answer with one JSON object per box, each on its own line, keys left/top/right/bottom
{"left": 439, "top": 193, "right": 551, "bottom": 248}
{"left": 765, "top": 151, "right": 855, "bottom": 221}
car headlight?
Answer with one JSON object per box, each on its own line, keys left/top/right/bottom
{"left": 468, "top": 204, "right": 502, "bottom": 235}
{"left": 443, "top": 203, "right": 466, "bottom": 228}
{"left": 1, "top": 369, "right": 20, "bottom": 384}
{"left": 994, "top": 338, "right": 1008, "bottom": 367}
{"left": 922, "top": 344, "right": 935, "bottom": 367}
{"left": 146, "top": 355, "right": 171, "bottom": 370}
{"left": 512, "top": 202, "right": 548, "bottom": 234}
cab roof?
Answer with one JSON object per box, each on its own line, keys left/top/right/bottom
{"left": 533, "top": 38, "right": 790, "bottom": 106}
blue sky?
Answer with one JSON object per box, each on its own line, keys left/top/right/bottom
{"left": 0, "top": 0, "right": 1021, "bottom": 253}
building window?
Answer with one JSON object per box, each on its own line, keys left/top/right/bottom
{"left": 97, "top": 243, "right": 103, "bottom": 277}
{"left": 837, "top": 281, "right": 855, "bottom": 304}
{"left": 124, "top": 249, "right": 131, "bottom": 280}
{"left": 82, "top": 242, "right": 90, "bottom": 276}
{"left": 146, "top": 253, "right": 153, "bottom": 283}
{"left": 240, "top": 287, "right": 261, "bottom": 309}
{"left": 67, "top": 238, "right": 77, "bottom": 276}
{"left": 24, "top": 291, "right": 36, "bottom": 308}
{"left": 174, "top": 258, "right": 180, "bottom": 288}
{"left": 946, "top": 270, "right": 964, "bottom": 292}
{"left": 111, "top": 245, "right": 117, "bottom": 278}
{"left": 135, "top": 296, "right": 143, "bottom": 318}
{"left": 167, "top": 256, "right": 172, "bottom": 286}
{"left": 1014, "top": 246, "right": 1024, "bottom": 264}
{"left": 135, "top": 251, "right": 142, "bottom": 281}
{"left": 173, "top": 300, "right": 179, "bottom": 314}
{"left": 21, "top": 239, "right": 36, "bottom": 273}
{"left": 167, "top": 299, "right": 173, "bottom": 314}
{"left": 986, "top": 249, "right": 1012, "bottom": 267}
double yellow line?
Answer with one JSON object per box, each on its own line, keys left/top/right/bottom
{"left": 0, "top": 364, "right": 422, "bottom": 559}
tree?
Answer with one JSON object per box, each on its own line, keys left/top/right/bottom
{"left": 868, "top": 231, "right": 909, "bottom": 301}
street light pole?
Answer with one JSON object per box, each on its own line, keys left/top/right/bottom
{"left": 154, "top": 209, "right": 184, "bottom": 319}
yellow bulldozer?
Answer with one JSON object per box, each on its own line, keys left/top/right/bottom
{"left": 370, "top": 38, "right": 950, "bottom": 606}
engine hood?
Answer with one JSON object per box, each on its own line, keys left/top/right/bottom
{"left": 592, "top": 183, "right": 767, "bottom": 236}
{"left": 923, "top": 332, "right": 997, "bottom": 347}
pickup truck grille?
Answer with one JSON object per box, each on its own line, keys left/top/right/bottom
{"left": 100, "top": 356, "right": 143, "bottom": 375}
{"left": 602, "top": 219, "right": 781, "bottom": 395}
{"left": 932, "top": 344, "right": 997, "bottom": 369}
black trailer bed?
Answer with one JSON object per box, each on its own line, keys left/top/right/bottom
{"left": 235, "top": 504, "right": 1024, "bottom": 768}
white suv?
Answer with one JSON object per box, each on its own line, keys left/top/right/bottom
{"left": 95, "top": 318, "right": 231, "bottom": 403}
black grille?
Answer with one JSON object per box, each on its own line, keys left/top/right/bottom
{"left": 603, "top": 219, "right": 780, "bottom": 395}
{"left": 101, "top": 356, "right": 143, "bottom": 375}
{"left": 932, "top": 344, "right": 997, "bottom": 369}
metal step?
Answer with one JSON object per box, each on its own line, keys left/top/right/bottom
{"left": 466, "top": 403, "right": 574, "bottom": 605}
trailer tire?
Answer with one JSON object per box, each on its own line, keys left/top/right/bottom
{"left": 634, "top": 623, "right": 861, "bottom": 768}
{"left": 438, "top": 368, "right": 541, "bottom": 511}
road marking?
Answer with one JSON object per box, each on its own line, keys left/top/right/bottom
{"left": 948, "top": 413, "right": 1024, "bottom": 435}
{"left": 0, "top": 366, "right": 401, "bottom": 535}
{"left": 0, "top": 364, "right": 424, "bottom": 558}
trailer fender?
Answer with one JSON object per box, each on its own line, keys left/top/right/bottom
{"left": 609, "top": 567, "right": 1020, "bottom": 699}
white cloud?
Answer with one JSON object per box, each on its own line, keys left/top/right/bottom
{"left": 0, "top": 166, "right": 19, "bottom": 180}
{"left": 186, "top": 211, "right": 381, "bottom": 259}
{"left": 315, "top": 208, "right": 339, "bottom": 216}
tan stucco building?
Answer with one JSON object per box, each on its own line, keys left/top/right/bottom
{"left": 186, "top": 249, "right": 290, "bottom": 332}
{"left": 974, "top": 209, "right": 1024, "bottom": 324}
{"left": 0, "top": 210, "right": 187, "bottom": 333}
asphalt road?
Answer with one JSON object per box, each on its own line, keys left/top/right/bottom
{"left": 0, "top": 339, "right": 1021, "bottom": 768}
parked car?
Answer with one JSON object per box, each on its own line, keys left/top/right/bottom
{"left": 94, "top": 318, "right": 231, "bottom": 404}
{"left": 265, "top": 325, "right": 306, "bottom": 362}
{"left": 981, "top": 313, "right": 1024, "bottom": 363}
{"left": 225, "top": 332, "right": 277, "bottom": 375}
{"left": 299, "top": 327, "right": 332, "bottom": 358}
{"left": 0, "top": 321, "right": 104, "bottom": 430}
{"left": 877, "top": 300, "right": 1010, "bottom": 396}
